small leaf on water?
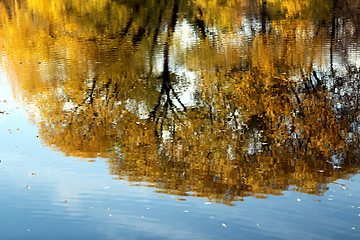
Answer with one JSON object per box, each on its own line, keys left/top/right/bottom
{"left": 176, "top": 198, "right": 186, "bottom": 201}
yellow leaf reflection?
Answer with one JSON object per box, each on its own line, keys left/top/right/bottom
{"left": 1, "top": 0, "right": 360, "bottom": 205}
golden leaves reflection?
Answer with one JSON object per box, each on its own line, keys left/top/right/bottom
{"left": 1, "top": 0, "right": 360, "bottom": 205}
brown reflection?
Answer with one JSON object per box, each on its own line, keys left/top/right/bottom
{"left": 1, "top": 0, "right": 360, "bottom": 205}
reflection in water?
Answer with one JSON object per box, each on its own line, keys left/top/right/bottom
{"left": 1, "top": 0, "right": 360, "bottom": 205}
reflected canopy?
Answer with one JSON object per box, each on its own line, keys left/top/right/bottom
{"left": 1, "top": 0, "right": 360, "bottom": 205}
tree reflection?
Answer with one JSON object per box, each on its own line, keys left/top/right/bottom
{"left": 1, "top": 0, "right": 360, "bottom": 205}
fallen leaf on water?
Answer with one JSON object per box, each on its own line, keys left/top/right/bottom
{"left": 26, "top": 185, "right": 31, "bottom": 189}
{"left": 63, "top": 200, "right": 68, "bottom": 203}
{"left": 176, "top": 198, "right": 186, "bottom": 201}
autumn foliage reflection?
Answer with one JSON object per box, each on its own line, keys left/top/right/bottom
{"left": 1, "top": 0, "right": 360, "bottom": 205}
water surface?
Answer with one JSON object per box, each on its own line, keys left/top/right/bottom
{"left": 1, "top": 0, "right": 360, "bottom": 239}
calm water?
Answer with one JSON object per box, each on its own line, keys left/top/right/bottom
{"left": 1, "top": 0, "right": 360, "bottom": 239}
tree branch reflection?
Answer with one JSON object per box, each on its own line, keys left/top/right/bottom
{"left": 1, "top": 0, "right": 360, "bottom": 205}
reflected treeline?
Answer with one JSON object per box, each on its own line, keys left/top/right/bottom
{"left": 1, "top": 0, "right": 360, "bottom": 205}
